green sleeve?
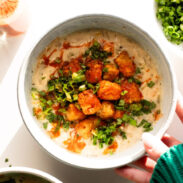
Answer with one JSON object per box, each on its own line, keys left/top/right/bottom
{"left": 151, "top": 144, "right": 183, "bottom": 183}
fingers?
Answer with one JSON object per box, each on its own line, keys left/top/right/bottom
{"left": 161, "top": 133, "right": 180, "bottom": 147}
{"left": 176, "top": 91, "right": 183, "bottom": 123}
{"left": 132, "top": 156, "right": 156, "bottom": 172}
{"left": 116, "top": 166, "right": 152, "bottom": 183}
{"left": 142, "top": 133, "right": 168, "bottom": 161}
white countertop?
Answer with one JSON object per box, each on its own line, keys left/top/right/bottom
{"left": 0, "top": 0, "right": 183, "bottom": 182}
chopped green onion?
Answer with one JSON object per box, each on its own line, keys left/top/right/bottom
{"left": 121, "top": 90, "right": 128, "bottom": 96}
{"left": 135, "top": 67, "right": 141, "bottom": 74}
{"left": 147, "top": 81, "right": 155, "bottom": 88}
{"left": 55, "top": 57, "right": 61, "bottom": 63}
{"left": 43, "top": 122, "right": 48, "bottom": 129}
{"left": 103, "top": 67, "right": 108, "bottom": 73}
{"left": 73, "top": 94, "right": 78, "bottom": 101}
{"left": 72, "top": 71, "right": 86, "bottom": 83}
{"left": 79, "top": 84, "right": 87, "bottom": 91}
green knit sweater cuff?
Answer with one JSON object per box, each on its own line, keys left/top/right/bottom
{"left": 151, "top": 144, "right": 183, "bottom": 183}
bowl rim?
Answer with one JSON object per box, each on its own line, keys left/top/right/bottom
{"left": 17, "top": 13, "right": 177, "bottom": 169}
{"left": 0, "top": 166, "right": 62, "bottom": 182}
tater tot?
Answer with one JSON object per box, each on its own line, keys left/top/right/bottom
{"left": 62, "top": 58, "right": 81, "bottom": 75}
{"left": 97, "top": 101, "right": 115, "bottom": 119}
{"left": 75, "top": 117, "right": 99, "bottom": 139}
{"left": 78, "top": 89, "right": 102, "bottom": 115}
{"left": 65, "top": 104, "right": 85, "bottom": 122}
{"left": 113, "top": 110, "right": 125, "bottom": 119}
{"left": 103, "top": 64, "right": 119, "bottom": 81}
{"left": 85, "top": 60, "right": 103, "bottom": 83}
{"left": 114, "top": 51, "right": 135, "bottom": 77}
{"left": 97, "top": 80, "right": 122, "bottom": 100}
{"left": 121, "top": 80, "right": 143, "bottom": 103}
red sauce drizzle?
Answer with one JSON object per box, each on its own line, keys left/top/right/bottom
{"left": 43, "top": 49, "right": 57, "bottom": 65}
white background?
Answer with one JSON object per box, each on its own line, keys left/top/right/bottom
{"left": 0, "top": 0, "right": 183, "bottom": 182}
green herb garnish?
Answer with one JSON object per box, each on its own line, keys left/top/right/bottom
{"left": 118, "top": 129, "right": 127, "bottom": 139}
{"left": 55, "top": 57, "right": 61, "bottom": 63}
{"left": 141, "top": 100, "right": 156, "bottom": 114}
{"left": 138, "top": 119, "right": 153, "bottom": 132}
{"left": 147, "top": 81, "right": 155, "bottom": 88}
{"left": 156, "top": 0, "right": 183, "bottom": 44}
{"left": 84, "top": 41, "right": 112, "bottom": 61}
{"left": 135, "top": 67, "right": 141, "bottom": 74}
{"left": 43, "top": 122, "right": 48, "bottom": 129}
{"left": 103, "top": 67, "right": 108, "bottom": 73}
{"left": 121, "top": 90, "right": 128, "bottom": 96}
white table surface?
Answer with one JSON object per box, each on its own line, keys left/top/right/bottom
{"left": 0, "top": 0, "right": 183, "bottom": 182}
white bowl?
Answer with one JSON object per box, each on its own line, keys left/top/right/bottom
{"left": 0, "top": 167, "right": 62, "bottom": 183}
{"left": 18, "top": 14, "right": 177, "bottom": 169}
{"left": 153, "top": 1, "right": 183, "bottom": 57}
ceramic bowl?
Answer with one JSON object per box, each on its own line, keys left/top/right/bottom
{"left": 0, "top": 167, "right": 62, "bottom": 183}
{"left": 18, "top": 14, "right": 177, "bottom": 169}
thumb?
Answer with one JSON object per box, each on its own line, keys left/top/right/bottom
{"left": 142, "top": 133, "right": 169, "bottom": 161}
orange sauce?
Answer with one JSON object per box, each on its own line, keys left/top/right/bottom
{"left": 48, "top": 123, "right": 61, "bottom": 138}
{"left": 103, "top": 141, "right": 118, "bottom": 155}
{"left": 64, "top": 133, "right": 86, "bottom": 153}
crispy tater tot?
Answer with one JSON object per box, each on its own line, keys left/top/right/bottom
{"left": 78, "top": 89, "right": 102, "bottom": 115}
{"left": 121, "top": 80, "right": 143, "bottom": 103}
{"left": 103, "top": 64, "right": 119, "bottom": 81}
{"left": 85, "top": 60, "right": 103, "bottom": 83}
{"left": 113, "top": 110, "right": 125, "bottom": 119}
{"left": 65, "top": 104, "right": 85, "bottom": 122}
{"left": 97, "top": 80, "right": 122, "bottom": 100}
{"left": 75, "top": 117, "right": 100, "bottom": 139}
{"left": 97, "top": 101, "right": 115, "bottom": 119}
{"left": 114, "top": 51, "right": 135, "bottom": 77}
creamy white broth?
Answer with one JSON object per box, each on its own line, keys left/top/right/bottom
{"left": 32, "top": 29, "right": 162, "bottom": 156}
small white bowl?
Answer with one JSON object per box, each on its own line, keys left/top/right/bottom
{"left": 0, "top": 167, "right": 62, "bottom": 183}
{"left": 153, "top": 1, "right": 183, "bottom": 57}
{"left": 18, "top": 14, "right": 177, "bottom": 169}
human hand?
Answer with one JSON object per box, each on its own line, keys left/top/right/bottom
{"left": 115, "top": 92, "right": 183, "bottom": 183}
